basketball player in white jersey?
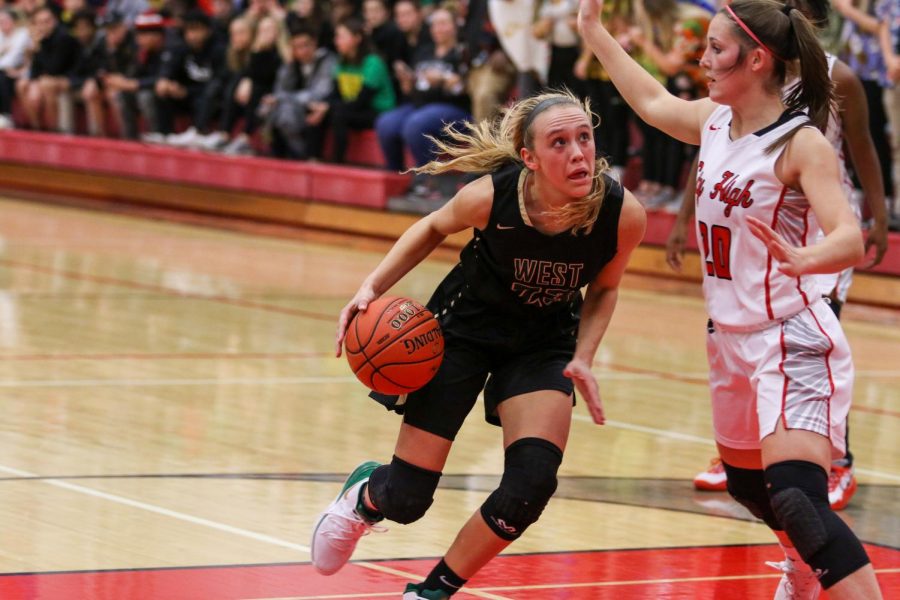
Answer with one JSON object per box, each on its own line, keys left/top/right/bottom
{"left": 667, "top": 0, "right": 889, "bottom": 510}
{"left": 579, "top": 0, "right": 884, "bottom": 598}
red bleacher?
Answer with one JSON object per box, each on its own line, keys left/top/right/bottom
{"left": 0, "top": 130, "right": 897, "bottom": 278}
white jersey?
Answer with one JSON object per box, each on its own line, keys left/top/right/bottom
{"left": 696, "top": 105, "right": 824, "bottom": 330}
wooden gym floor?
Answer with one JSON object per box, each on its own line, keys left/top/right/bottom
{"left": 0, "top": 195, "right": 896, "bottom": 599}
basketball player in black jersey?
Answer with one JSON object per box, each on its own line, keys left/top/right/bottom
{"left": 310, "top": 90, "right": 646, "bottom": 599}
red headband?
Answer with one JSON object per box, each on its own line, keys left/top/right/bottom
{"left": 725, "top": 4, "right": 785, "bottom": 62}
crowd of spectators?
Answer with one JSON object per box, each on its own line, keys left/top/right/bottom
{"left": 0, "top": 0, "right": 898, "bottom": 221}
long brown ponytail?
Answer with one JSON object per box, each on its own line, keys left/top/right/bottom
{"left": 723, "top": 0, "right": 834, "bottom": 152}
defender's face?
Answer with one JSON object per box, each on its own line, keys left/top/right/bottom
{"left": 526, "top": 106, "right": 595, "bottom": 198}
{"left": 700, "top": 14, "right": 749, "bottom": 104}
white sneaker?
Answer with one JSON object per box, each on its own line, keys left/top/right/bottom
{"left": 222, "top": 135, "right": 254, "bottom": 155}
{"left": 165, "top": 127, "right": 201, "bottom": 148}
{"left": 0, "top": 114, "right": 14, "bottom": 129}
{"left": 310, "top": 461, "right": 385, "bottom": 575}
{"left": 141, "top": 132, "right": 167, "bottom": 144}
{"left": 766, "top": 556, "right": 823, "bottom": 599}
{"left": 693, "top": 457, "right": 728, "bottom": 491}
{"left": 827, "top": 464, "right": 857, "bottom": 510}
{"left": 196, "top": 131, "right": 228, "bottom": 151}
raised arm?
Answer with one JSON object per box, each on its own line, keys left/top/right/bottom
{"left": 565, "top": 189, "right": 646, "bottom": 424}
{"left": 335, "top": 175, "right": 493, "bottom": 355}
{"left": 577, "top": 0, "right": 714, "bottom": 144}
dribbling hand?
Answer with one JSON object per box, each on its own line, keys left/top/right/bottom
{"left": 746, "top": 215, "right": 807, "bottom": 277}
{"left": 335, "top": 287, "right": 379, "bottom": 357}
{"left": 564, "top": 359, "right": 605, "bottom": 425}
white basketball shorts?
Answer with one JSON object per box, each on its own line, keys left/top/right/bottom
{"left": 706, "top": 299, "right": 852, "bottom": 459}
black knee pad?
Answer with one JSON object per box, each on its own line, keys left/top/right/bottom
{"left": 480, "top": 437, "right": 563, "bottom": 541}
{"left": 722, "top": 463, "right": 781, "bottom": 530}
{"left": 367, "top": 456, "right": 441, "bottom": 525}
{"left": 766, "top": 460, "right": 870, "bottom": 589}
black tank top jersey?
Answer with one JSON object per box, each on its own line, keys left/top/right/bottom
{"left": 454, "top": 162, "right": 624, "bottom": 318}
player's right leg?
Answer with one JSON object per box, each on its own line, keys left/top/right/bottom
{"left": 310, "top": 423, "right": 450, "bottom": 575}
{"left": 311, "top": 335, "right": 488, "bottom": 576}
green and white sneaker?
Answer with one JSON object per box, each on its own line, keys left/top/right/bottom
{"left": 402, "top": 583, "right": 451, "bottom": 599}
{"left": 310, "top": 461, "right": 385, "bottom": 575}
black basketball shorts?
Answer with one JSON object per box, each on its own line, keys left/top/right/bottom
{"left": 369, "top": 285, "right": 578, "bottom": 441}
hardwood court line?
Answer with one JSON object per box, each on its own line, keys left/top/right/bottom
{"left": 0, "top": 374, "right": 897, "bottom": 480}
{"left": 0, "top": 463, "right": 510, "bottom": 600}
{"left": 2, "top": 372, "right": 896, "bottom": 480}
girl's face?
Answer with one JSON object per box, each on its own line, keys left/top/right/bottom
{"left": 429, "top": 9, "right": 455, "bottom": 45}
{"left": 72, "top": 19, "right": 95, "bottom": 46}
{"left": 393, "top": 1, "right": 419, "bottom": 33}
{"left": 293, "top": 0, "right": 313, "bottom": 17}
{"left": 699, "top": 14, "right": 764, "bottom": 104}
{"left": 255, "top": 16, "right": 278, "bottom": 47}
{"left": 523, "top": 105, "right": 595, "bottom": 198}
{"left": 334, "top": 25, "right": 360, "bottom": 57}
{"left": 363, "top": 0, "right": 389, "bottom": 29}
{"left": 229, "top": 19, "right": 252, "bottom": 50}
{"left": 291, "top": 33, "right": 315, "bottom": 62}
{"left": 0, "top": 13, "right": 13, "bottom": 35}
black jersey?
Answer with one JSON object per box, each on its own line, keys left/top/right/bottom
{"left": 455, "top": 162, "right": 624, "bottom": 318}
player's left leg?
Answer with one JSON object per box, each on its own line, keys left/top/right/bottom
{"left": 404, "top": 390, "right": 572, "bottom": 599}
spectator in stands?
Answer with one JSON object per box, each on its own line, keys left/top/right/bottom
{"left": 460, "top": 0, "right": 514, "bottom": 123}
{"left": 306, "top": 17, "right": 395, "bottom": 162}
{"left": 532, "top": 0, "right": 583, "bottom": 93}
{"left": 195, "top": 16, "right": 253, "bottom": 147}
{"left": 328, "top": 0, "right": 357, "bottom": 34}
{"left": 155, "top": 9, "right": 227, "bottom": 147}
{"left": 621, "top": 0, "right": 705, "bottom": 207}
{"left": 58, "top": 8, "right": 101, "bottom": 134}
{"left": 243, "top": 0, "right": 286, "bottom": 28}
{"left": 878, "top": 0, "right": 900, "bottom": 228}
{"left": 210, "top": 14, "right": 284, "bottom": 154}
{"left": 263, "top": 23, "right": 336, "bottom": 159}
{"left": 628, "top": 0, "right": 709, "bottom": 207}
{"left": 103, "top": 0, "right": 149, "bottom": 26}
{"left": 285, "top": 0, "right": 333, "bottom": 51}
{"left": 109, "top": 9, "right": 167, "bottom": 139}
{"left": 0, "top": 8, "right": 32, "bottom": 129}
{"left": 393, "top": 0, "right": 432, "bottom": 67}
{"left": 836, "top": 0, "right": 894, "bottom": 219}
{"left": 364, "top": 0, "right": 406, "bottom": 74}
{"left": 375, "top": 6, "right": 469, "bottom": 200}
{"left": 210, "top": 0, "right": 235, "bottom": 46}
{"left": 16, "top": 6, "right": 80, "bottom": 131}
{"left": 60, "top": 0, "right": 87, "bottom": 28}
{"left": 80, "top": 11, "right": 136, "bottom": 137}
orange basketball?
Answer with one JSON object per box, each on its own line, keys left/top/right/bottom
{"left": 344, "top": 296, "right": 444, "bottom": 395}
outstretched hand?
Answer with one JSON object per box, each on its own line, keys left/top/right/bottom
{"left": 577, "top": 0, "right": 606, "bottom": 35}
{"left": 335, "top": 286, "right": 379, "bottom": 357}
{"left": 564, "top": 358, "right": 605, "bottom": 425}
{"left": 746, "top": 215, "right": 808, "bottom": 277}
